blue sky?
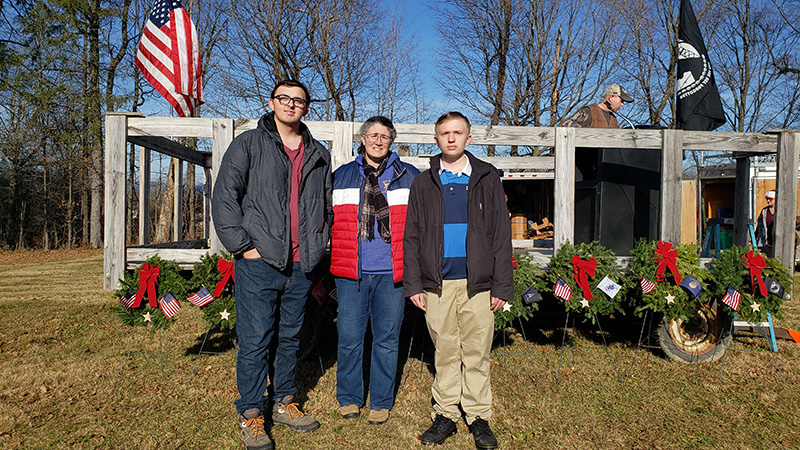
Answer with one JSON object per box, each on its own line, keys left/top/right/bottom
{"left": 384, "top": 0, "right": 455, "bottom": 113}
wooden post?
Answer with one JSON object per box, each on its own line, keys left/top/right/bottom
{"left": 210, "top": 118, "right": 235, "bottom": 254}
{"left": 138, "top": 147, "right": 151, "bottom": 245}
{"left": 554, "top": 127, "right": 575, "bottom": 248}
{"left": 660, "top": 129, "right": 683, "bottom": 243}
{"left": 173, "top": 158, "right": 183, "bottom": 241}
{"left": 203, "top": 166, "right": 212, "bottom": 241}
{"left": 774, "top": 131, "right": 799, "bottom": 274}
{"left": 331, "top": 121, "right": 355, "bottom": 170}
{"left": 104, "top": 113, "right": 128, "bottom": 289}
{"left": 733, "top": 156, "right": 751, "bottom": 246}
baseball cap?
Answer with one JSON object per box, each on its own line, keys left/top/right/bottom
{"left": 766, "top": 190, "right": 776, "bottom": 199}
{"left": 604, "top": 84, "right": 634, "bottom": 103}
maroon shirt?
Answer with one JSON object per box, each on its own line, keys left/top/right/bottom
{"left": 284, "top": 141, "right": 305, "bottom": 263}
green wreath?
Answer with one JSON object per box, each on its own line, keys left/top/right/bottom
{"left": 494, "top": 252, "right": 542, "bottom": 330}
{"left": 544, "top": 241, "right": 626, "bottom": 321}
{"left": 187, "top": 252, "right": 236, "bottom": 330}
{"left": 626, "top": 239, "right": 712, "bottom": 321}
{"left": 709, "top": 246, "right": 790, "bottom": 323}
{"left": 111, "top": 256, "right": 189, "bottom": 332}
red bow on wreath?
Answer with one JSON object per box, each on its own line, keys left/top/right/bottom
{"left": 571, "top": 255, "right": 596, "bottom": 300}
{"left": 742, "top": 250, "right": 767, "bottom": 296}
{"left": 654, "top": 241, "right": 681, "bottom": 284}
{"left": 214, "top": 258, "right": 235, "bottom": 297}
{"left": 133, "top": 263, "right": 160, "bottom": 308}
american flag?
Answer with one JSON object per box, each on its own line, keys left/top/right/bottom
{"left": 120, "top": 289, "right": 135, "bottom": 309}
{"left": 721, "top": 285, "right": 741, "bottom": 311}
{"left": 159, "top": 291, "right": 182, "bottom": 318}
{"left": 135, "top": 0, "right": 203, "bottom": 117}
{"left": 554, "top": 277, "right": 572, "bottom": 302}
{"left": 186, "top": 286, "right": 214, "bottom": 307}
{"left": 640, "top": 276, "right": 656, "bottom": 294}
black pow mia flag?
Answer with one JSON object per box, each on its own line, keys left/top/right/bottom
{"left": 763, "top": 276, "right": 786, "bottom": 299}
{"left": 521, "top": 284, "right": 542, "bottom": 304}
{"left": 676, "top": 0, "right": 726, "bottom": 131}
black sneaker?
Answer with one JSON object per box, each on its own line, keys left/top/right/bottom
{"left": 239, "top": 408, "right": 273, "bottom": 450}
{"left": 421, "top": 415, "right": 457, "bottom": 445}
{"left": 469, "top": 417, "right": 498, "bottom": 449}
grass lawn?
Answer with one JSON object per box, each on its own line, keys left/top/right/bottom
{"left": 1, "top": 249, "right": 799, "bottom": 449}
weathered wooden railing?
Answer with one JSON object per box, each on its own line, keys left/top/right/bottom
{"left": 103, "top": 112, "right": 799, "bottom": 289}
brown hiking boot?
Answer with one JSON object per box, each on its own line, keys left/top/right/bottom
{"left": 368, "top": 409, "right": 389, "bottom": 425}
{"left": 339, "top": 404, "right": 360, "bottom": 419}
{"left": 272, "top": 396, "right": 320, "bottom": 432}
{"left": 239, "top": 408, "right": 273, "bottom": 450}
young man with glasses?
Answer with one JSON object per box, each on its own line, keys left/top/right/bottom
{"left": 213, "top": 79, "right": 331, "bottom": 450}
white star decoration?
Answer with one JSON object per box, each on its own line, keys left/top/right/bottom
{"left": 220, "top": 309, "right": 231, "bottom": 320}
{"left": 665, "top": 294, "right": 675, "bottom": 305}
{"left": 143, "top": 311, "right": 152, "bottom": 322}
{"left": 502, "top": 302, "right": 512, "bottom": 312}
{"left": 751, "top": 302, "right": 761, "bottom": 312}
{"left": 580, "top": 299, "right": 590, "bottom": 308}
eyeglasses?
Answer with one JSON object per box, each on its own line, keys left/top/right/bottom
{"left": 364, "top": 133, "right": 392, "bottom": 143}
{"left": 272, "top": 95, "right": 307, "bottom": 109}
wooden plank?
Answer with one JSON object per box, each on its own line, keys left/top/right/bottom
{"left": 660, "top": 129, "right": 683, "bottom": 243}
{"left": 554, "top": 127, "right": 575, "bottom": 248}
{"left": 733, "top": 157, "right": 751, "bottom": 246}
{"left": 203, "top": 167, "right": 211, "bottom": 240}
{"left": 173, "top": 159, "right": 183, "bottom": 241}
{"left": 774, "top": 131, "right": 799, "bottom": 273}
{"left": 127, "top": 248, "right": 211, "bottom": 269}
{"left": 209, "top": 118, "right": 234, "bottom": 255}
{"left": 127, "top": 135, "right": 210, "bottom": 168}
{"left": 128, "top": 116, "right": 214, "bottom": 138}
{"left": 127, "top": 115, "right": 777, "bottom": 153}
{"left": 104, "top": 114, "right": 128, "bottom": 289}
{"left": 331, "top": 121, "right": 355, "bottom": 171}
{"left": 231, "top": 119, "right": 338, "bottom": 141}
{"left": 398, "top": 155, "right": 555, "bottom": 171}
{"left": 680, "top": 180, "right": 697, "bottom": 244}
{"left": 138, "top": 146, "right": 151, "bottom": 245}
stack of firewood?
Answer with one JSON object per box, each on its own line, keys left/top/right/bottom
{"left": 526, "top": 217, "right": 554, "bottom": 240}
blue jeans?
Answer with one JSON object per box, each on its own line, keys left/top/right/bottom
{"left": 234, "top": 258, "right": 312, "bottom": 414}
{"left": 336, "top": 274, "right": 405, "bottom": 410}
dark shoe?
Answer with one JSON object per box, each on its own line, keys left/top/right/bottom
{"left": 272, "top": 396, "right": 321, "bottom": 432}
{"left": 421, "top": 415, "right": 457, "bottom": 445}
{"left": 239, "top": 409, "right": 273, "bottom": 450}
{"left": 469, "top": 417, "right": 498, "bottom": 449}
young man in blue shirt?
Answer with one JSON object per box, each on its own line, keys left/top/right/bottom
{"left": 403, "top": 112, "right": 513, "bottom": 449}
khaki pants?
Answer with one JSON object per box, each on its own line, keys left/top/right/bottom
{"left": 424, "top": 279, "right": 494, "bottom": 424}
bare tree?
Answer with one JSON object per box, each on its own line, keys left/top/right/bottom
{"left": 714, "top": 0, "right": 800, "bottom": 131}
{"left": 433, "top": 0, "right": 624, "bottom": 155}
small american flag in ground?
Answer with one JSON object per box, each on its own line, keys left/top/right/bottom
{"left": 721, "top": 285, "right": 741, "bottom": 311}
{"left": 159, "top": 291, "right": 182, "bottom": 318}
{"left": 120, "top": 289, "right": 135, "bottom": 309}
{"left": 554, "top": 277, "right": 572, "bottom": 302}
{"left": 187, "top": 286, "right": 214, "bottom": 307}
{"left": 640, "top": 276, "right": 656, "bottom": 294}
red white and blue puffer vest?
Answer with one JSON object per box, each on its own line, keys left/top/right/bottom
{"left": 330, "top": 153, "right": 418, "bottom": 282}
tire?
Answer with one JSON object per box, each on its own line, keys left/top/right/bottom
{"left": 657, "top": 303, "right": 731, "bottom": 364}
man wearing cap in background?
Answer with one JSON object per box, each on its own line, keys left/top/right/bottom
{"left": 755, "top": 190, "right": 776, "bottom": 256}
{"left": 562, "top": 83, "right": 634, "bottom": 128}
